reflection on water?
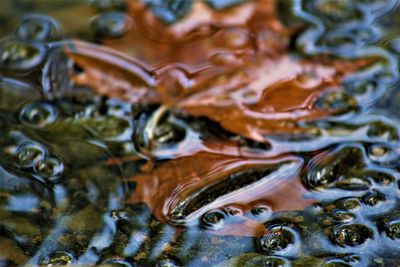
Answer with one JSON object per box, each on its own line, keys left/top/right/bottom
{"left": 0, "top": 0, "right": 400, "bottom": 266}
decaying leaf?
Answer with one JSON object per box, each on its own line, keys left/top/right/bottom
{"left": 62, "top": 0, "right": 375, "bottom": 238}
{"left": 121, "top": 137, "right": 310, "bottom": 237}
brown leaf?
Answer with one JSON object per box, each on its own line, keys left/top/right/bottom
{"left": 121, "top": 137, "right": 311, "bottom": 237}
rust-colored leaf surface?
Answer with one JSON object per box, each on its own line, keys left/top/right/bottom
{"left": 65, "top": 0, "right": 370, "bottom": 141}
{"left": 64, "top": 0, "right": 375, "bottom": 237}
{"left": 123, "top": 139, "right": 310, "bottom": 237}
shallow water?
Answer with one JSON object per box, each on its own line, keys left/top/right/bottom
{"left": 0, "top": 0, "right": 400, "bottom": 266}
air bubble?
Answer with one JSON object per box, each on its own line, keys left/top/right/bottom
{"left": 243, "top": 255, "right": 290, "bottom": 267}
{"left": 384, "top": 219, "right": 400, "bottom": 240}
{"left": 91, "top": 12, "right": 131, "bottom": 38}
{"left": 368, "top": 144, "right": 398, "bottom": 165}
{"left": 102, "top": 258, "right": 136, "bottom": 267}
{"left": 19, "top": 102, "right": 58, "bottom": 128}
{"left": 334, "top": 198, "right": 361, "bottom": 211}
{"left": 34, "top": 157, "right": 64, "bottom": 182}
{"left": 251, "top": 204, "right": 271, "bottom": 220}
{"left": 361, "top": 190, "right": 385, "bottom": 206}
{"left": 15, "top": 14, "right": 60, "bottom": 41}
{"left": 39, "top": 251, "right": 75, "bottom": 266}
{"left": 15, "top": 142, "right": 46, "bottom": 168}
{"left": 155, "top": 258, "right": 181, "bottom": 267}
{"left": 331, "top": 224, "right": 373, "bottom": 247}
{"left": 260, "top": 225, "right": 297, "bottom": 255}
{"left": 201, "top": 209, "right": 226, "bottom": 230}
{"left": 316, "top": 90, "right": 358, "bottom": 115}
{"left": 0, "top": 40, "right": 46, "bottom": 72}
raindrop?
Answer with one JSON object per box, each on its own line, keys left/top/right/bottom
{"left": 305, "top": 146, "right": 364, "bottom": 191}
{"left": 243, "top": 255, "right": 290, "bottom": 267}
{"left": 146, "top": 0, "right": 193, "bottom": 24}
{"left": 361, "top": 190, "right": 386, "bottom": 206}
{"left": 0, "top": 39, "right": 46, "bottom": 72}
{"left": 331, "top": 224, "right": 373, "bottom": 247}
{"left": 316, "top": 90, "right": 358, "bottom": 115}
{"left": 367, "top": 144, "right": 398, "bottom": 165}
{"left": 15, "top": 14, "right": 60, "bottom": 41}
{"left": 310, "top": 0, "right": 360, "bottom": 24}
{"left": 363, "top": 170, "right": 395, "bottom": 186}
{"left": 90, "top": 0, "right": 126, "bottom": 11}
{"left": 201, "top": 209, "right": 226, "bottom": 230}
{"left": 81, "top": 115, "right": 131, "bottom": 141}
{"left": 334, "top": 176, "right": 370, "bottom": 191}
{"left": 39, "top": 251, "right": 75, "bottom": 266}
{"left": 389, "top": 38, "right": 400, "bottom": 54}
{"left": 251, "top": 204, "right": 272, "bottom": 221}
{"left": 384, "top": 219, "right": 400, "bottom": 240}
{"left": 34, "top": 157, "right": 64, "bottom": 183}
{"left": 260, "top": 225, "right": 297, "bottom": 255}
{"left": 91, "top": 12, "right": 131, "bottom": 38}
{"left": 214, "top": 28, "right": 251, "bottom": 49}
{"left": 19, "top": 102, "right": 58, "bottom": 128}
{"left": 102, "top": 258, "right": 136, "bottom": 267}
{"left": 334, "top": 197, "right": 362, "bottom": 211}
{"left": 154, "top": 121, "right": 186, "bottom": 145}
{"left": 322, "top": 259, "right": 351, "bottom": 267}
{"left": 155, "top": 258, "right": 181, "bottom": 267}
{"left": 206, "top": 0, "right": 248, "bottom": 10}
{"left": 15, "top": 142, "right": 46, "bottom": 168}
{"left": 329, "top": 209, "right": 355, "bottom": 223}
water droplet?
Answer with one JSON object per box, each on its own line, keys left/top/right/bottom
{"left": 331, "top": 224, "right": 373, "bottom": 247}
{"left": 363, "top": 170, "right": 395, "bottom": 186}
{"left": 39, "top": 251, "right": 75, "bottom": 266}
{"left": 16, "top": 142, "right": 46, "bottom": 168}
{"left": 316, "top": 90, "right": 358, "bottom": 115}
{"left": 209, "top": 51, "right": 241, "bottom": 66}
{"left": 251, "top": 204, "right": 271, "bottom": 220}
{"left": 34, "top": 157, "right": 64, "bottom": 182}
{"left": 329, "top": 209, "right": 355, "bottom": 223}
{"left": 15, "top": 14, "right": 60, "bottom": 41}
{"left": 260, "top": 225, "right": 297, "bottom": 254}
{"left": 102, "top": 258, "right": 136, "bottom": 267}
{"left": 243, "top": 255, "right": 290, "bottom": 267}
{"left": 155, "top": 258, "right": 181, "bottom": 267}
{"left": 334, "top": 197, "right": 362, "bottom": 211}
{"left": 361, "top": 190, "right": 385, "bottom": 206}
{"left": 305, "top": 146, "right": 364, "bottom": 191}
{"left": 214, "top": 28, "right": 251, "bottom": 49}
{"left": 19, "top": 102, "right": 58, "bottom": 128}
{"left": 322, "top": 259, "right": 351, "bottom": 267}
{"left": 91, "top": 12, "right": 131, "bottom": 38}
{"left": 206, "top": 0, "right": 248, "bottom": 10}
{"left": 389, "top": 38, "right": 400, "bottom": 54}
{"left": 90, "top": 0, "right": 126, "bottom": 11}
{"left": 154, "top": 121, "right": 186, "bottom": 145}
{"left": 310, "top": 0, "right": 360, "bottom": 24}
{"left": 334, "top": 176, "right": 370, "bottom": 191}
{"left": 384, "top": 219, "right": 400, "bottom": 240}
{"left": 81, "top": 115, "right": 131, "bottom": 141}
{"left": 146, "top": 0, "right": 193, "bottom": 24}
{"left": 0, "top": 40, "right": 46, "bottom": 72}
{"left": 201, "top": 209, "right": 226, "bottom": 230}
{"left": 368, "top": 144, "right": 398, "bottom": 165}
